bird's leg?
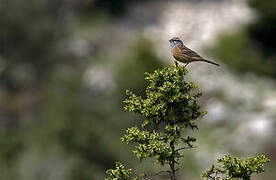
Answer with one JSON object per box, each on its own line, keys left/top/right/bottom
{"left": 183, "top": 63, "right": 189, "bottom": 68}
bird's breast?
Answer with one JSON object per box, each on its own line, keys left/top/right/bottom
{"left": 172, "top": 46, "right": 189, "bottom": 63}
{"left": 172, "top": 46, "right": 181, "bottom": 54}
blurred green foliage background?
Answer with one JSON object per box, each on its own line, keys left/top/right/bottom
{"left": 210, "top": 0, "right": 276, "bottom": 77}
{"left": 0, "top": 0, "right": 275, "bottom": 179}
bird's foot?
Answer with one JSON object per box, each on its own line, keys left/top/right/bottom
{"left": 183, "top": 63, "right": 188, "bottom": 69}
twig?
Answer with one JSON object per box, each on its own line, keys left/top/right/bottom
{"left": 176, "top": 146, "right": 197, "bottom": 151}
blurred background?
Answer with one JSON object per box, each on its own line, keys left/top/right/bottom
{"left": 0, "top": 0, "right": 275, "bottom": 179}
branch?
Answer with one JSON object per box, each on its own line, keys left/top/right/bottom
{"left": 176, "top": 146, "right": 197, "bottom": 151}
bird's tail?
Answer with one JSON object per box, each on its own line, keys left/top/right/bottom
{"left": 202, "top": 59, "right": 220, "bottom": 66}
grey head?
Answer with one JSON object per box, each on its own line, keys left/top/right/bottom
{"left": 169, "top": 37, "right": 183, "bottom": 52}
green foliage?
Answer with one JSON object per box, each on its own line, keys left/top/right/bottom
{"left": 210, "top": 31, "right": 276, "bottom": 76}
{"left": 0, "top": 3, "right": 163, "bottom": 177}
{"left": 81, "top": 0, "right": 149, "bottom": 16}
{"left": 123, "top": 62, "right": 204, "bottom": 130}
{"left": 121, "top": 127, "right": 172, "bottom": 164}
{"left": 116, "top": 62, "right": 205, "bottom": 179}
{"left": 0, "top": 127, "right": 23, "bottom": 165}
{"left": 0, "top": 0, "right": 147, "bottom": 179}
{"left": 0, "top": 0, "right": 67, "bottom": 77}
{"left": 106, "top": 62, "right": 270, "bottom": 180}
{"left": 122, "top": 62, "right": 205, "bottom": 164}
{"left": 105, "top": 162, "right": 137, "bottom": 180}
{"left": 248, "top": 0, "right": 276, "bottom": 55}
{"left": 249, "top": 0, "right": 276, "bottom": 17}
{"left": 210, "top": 0, "right": 276, "bottom": 77}
{"left": 202, "top": 154, "right": 270, "bottom": 180}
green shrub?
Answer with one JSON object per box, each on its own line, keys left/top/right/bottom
{"left": 105, "top": 63, "right": 269, "bottom": 180}
{"left": 202, "top": 154, "right": 270, "bottom": 180}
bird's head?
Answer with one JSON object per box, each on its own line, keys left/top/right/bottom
{"left": 169, "top": 37, "right": 183, "bottom": 46}
{"left": 169, "top": 37, "right": 183, "bottom": 52}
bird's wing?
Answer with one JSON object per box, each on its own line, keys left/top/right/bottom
{"left": 173, "top": 46, "right": 190, "bottom": 61}
{"left": 179, "top": 45, "right": 203, "bottom": 59}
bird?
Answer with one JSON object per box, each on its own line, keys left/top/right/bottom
{"left": 169, "top": 37, "right": 220, "bottom": 67}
